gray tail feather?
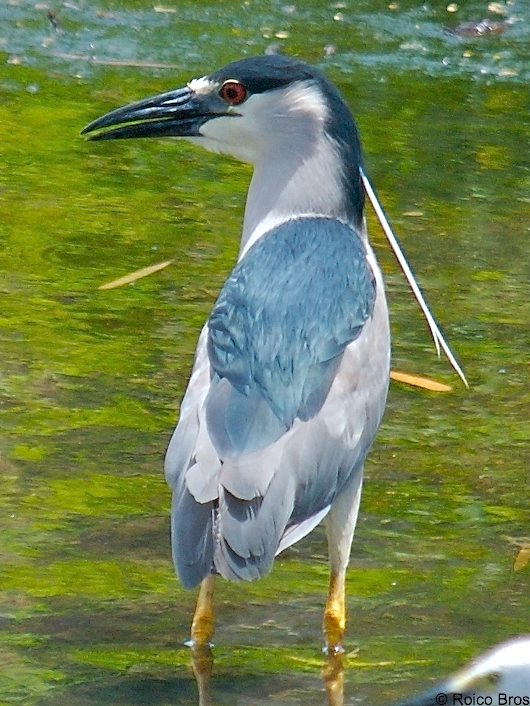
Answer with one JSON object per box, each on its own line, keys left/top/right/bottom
{"left": 171, "top": 474, "right": 296, "bottom": 587}
{"left": 170, "top": 484, "right": 281, "bottom": 588}
{"left": 213, "top": 478, "right": 295, "bottom": 582}
{"left": 171, "top": 485, "right": 214, "bottom": 589}
{"left": 215, "top": 536, "right": 271, "bottom": 582}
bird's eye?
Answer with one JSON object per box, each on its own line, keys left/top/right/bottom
{"left": 219, "top": 81, "right": 247, "bottom": 106}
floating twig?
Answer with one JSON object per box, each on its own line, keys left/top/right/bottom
{"left": 390, "top": 370, "right": 452, "bottom": 392}
{"left": 99, "top": 259, "right": 174, "bottom": 290}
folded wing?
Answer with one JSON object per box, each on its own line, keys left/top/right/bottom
{"left": 166, "top": 217, "right": 383, "bottom": 586}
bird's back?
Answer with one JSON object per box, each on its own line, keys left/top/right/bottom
{"left": 165, "top": 216, "right": 390, "bottom": 588}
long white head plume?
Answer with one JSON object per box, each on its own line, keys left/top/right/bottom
{"left": 360, "top": 168, "right": 468, "bottom": 388}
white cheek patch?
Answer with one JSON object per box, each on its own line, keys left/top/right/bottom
{"left": 283, "top": 81, "right": 328, "bottom": 123}
{"left": 198, "top": 115, "right": 236, "bottom": 140}
{"left": 197, "top": 115, "right": 257, "bottom": 163}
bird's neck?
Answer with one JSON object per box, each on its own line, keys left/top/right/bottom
{"left": 239, "top": 135, "right": 363, "bottom": 258}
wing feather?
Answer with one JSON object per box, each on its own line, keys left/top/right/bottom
{"left": 206, "top": 217, "right": 376, "bottom": 459}
{"left": 165, "top": 218, "right": 389, "bottom": 587}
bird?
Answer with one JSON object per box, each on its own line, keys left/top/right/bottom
{"left": 82, "top": 54, "right": 391, "bottom": 653}
{"left": 394, "top": 637, "right": 530, "bottom": 705}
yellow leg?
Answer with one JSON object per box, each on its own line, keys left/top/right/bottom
{"left": 190, "top": 575, "right": 216, "bottom": 647}
{"left": 323, "top": 569, "right": 346, "bottom": 653}
{"left": 324, "top": 470, "right": 363, "bottom": 653}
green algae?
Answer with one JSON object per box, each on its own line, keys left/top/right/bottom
{"left": 0, "top": 0, "right": 529, "bottom": 704}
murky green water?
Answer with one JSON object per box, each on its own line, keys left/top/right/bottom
{"left": 1, "top": 1, "right": 528, "bottom": 704}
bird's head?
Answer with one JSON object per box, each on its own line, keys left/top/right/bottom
{"left": 395, "top": 637, "right": 530, "bottom": 706}
{"left": 82, "top": 54, "right": 362, "bottom": 168}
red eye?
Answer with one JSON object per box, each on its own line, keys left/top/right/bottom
{"left": 219, "top": 80, "right": 247, "bottom": 106}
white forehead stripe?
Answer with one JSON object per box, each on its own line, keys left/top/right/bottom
{"left": 188, "top": 76, "right": 218, "bottom": 95}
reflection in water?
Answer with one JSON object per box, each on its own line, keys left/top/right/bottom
{"left": 322, "top": 653, "right": 345, "bottom": 706}
{"left": 191, "top": 646, "right": 214, "bottom": 706}
{"left": 190, "top": 646, "right": 345, "bottom": 706}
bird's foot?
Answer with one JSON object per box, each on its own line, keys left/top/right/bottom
{"left": 189, "top": 575, "right": 216, "bottom": 648}
{"left": 323, "top": 568, "right": 346, "bottom": 654}
{"left": 323, "top": 599, "right": 346, "bottom": 655}
{"left": 189, "top": 612, "right": 215, "bottom": 649}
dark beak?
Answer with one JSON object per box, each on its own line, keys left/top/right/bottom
{"left": 81, "top": 86, "right": 223, "bottom": 141}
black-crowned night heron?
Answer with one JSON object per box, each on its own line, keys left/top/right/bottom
{"left": 395, "top": 637, "right": 530, "bottom": 705}
{"left": 83, "top": 55, "right": 444, "bottom": 652}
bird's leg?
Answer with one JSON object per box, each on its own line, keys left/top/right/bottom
{"left": 323, "top": 470, "right": 363, "bottom": 653}
{"left": 324, "top": 569, "right": 347, "bottom": 653}
{"left": 190, "top": 574, "right": 216, "bottom": 647}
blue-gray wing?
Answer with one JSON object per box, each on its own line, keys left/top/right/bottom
{"left": 166, "top": 216, "right": 389, "bottom": 588}
{"left": 205, "top": 217, "right": 376, "bottom": 458}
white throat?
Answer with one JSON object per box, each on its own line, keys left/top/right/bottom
{"left": 193, "top": 80, "right": 354, "bottom": 259}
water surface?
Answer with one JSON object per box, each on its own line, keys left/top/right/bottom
{"left": 0, "top": 1, "right": 528, "bottom": 704}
